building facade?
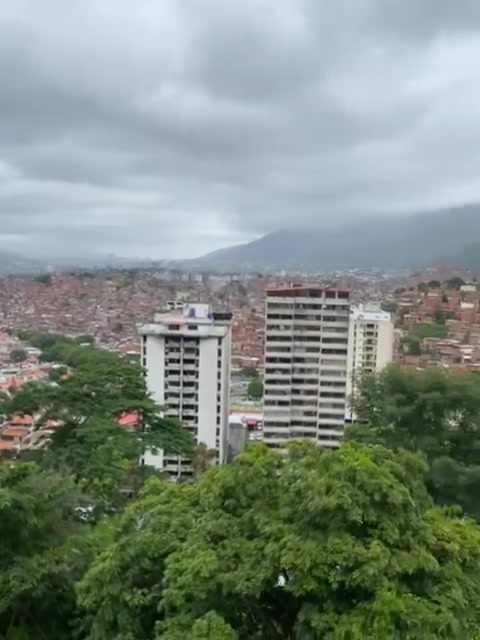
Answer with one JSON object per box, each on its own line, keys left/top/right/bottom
{"left": 263, "top": 285, "right": 351, "bottom": 449}
{"left": 345, "top": 307, "right": 394, "bottom": 422}
{"left": 139, "top": 303, "right": 232, "bottom": 478}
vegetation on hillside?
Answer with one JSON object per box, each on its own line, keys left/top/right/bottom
{"left": 3, "top": 338, "right": 480, "bottom": 637}
{"left": 409, "top": 323, "right": 447, "bottom": 340}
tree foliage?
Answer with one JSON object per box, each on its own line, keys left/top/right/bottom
{"left": 381, "top": 301, "right": 397, "bottom": 313}
{"left": 4, "top": 332, "right": 194, "bottom": 514}
{"left": 0, "top": 463, "right": 86, "bottom": 639}
{"left": 433, "top": 310, "right": 456, "bottom": 326}
{"left": 9, "top": 349, "right": 27, "bottom": 363}
{"left": 409, "top": 323, "right": 447, "bottom": 339}
{"left": 77, "top": 442, "right": 480, "bottom": 639}
{"left": 33, "top": 273, "right": 52, "bottom": 286}
{"left": 5, "top": 334, "right": 480, "bottom": 637}
{"left": 247, "top": 378, "right": 264, "bottom": 400}
{"left": 347, "top": 365, "right": 480, "bottom": 521}
{"left": 445, "top": 276, "right": 466, "bottom": 290}
{"left": 191, "top": 442, "right": 217, "bottom": 478}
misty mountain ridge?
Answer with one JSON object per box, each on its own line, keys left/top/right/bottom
{"left": 0, "top": 251, "right": 149, "bottom": 274}
{"left": 185, "top": 204, "right": 480, "bottom": 272}
{"left": 0, "top": 204, "right": 478, "bottom": 275}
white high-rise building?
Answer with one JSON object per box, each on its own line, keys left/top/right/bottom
{"left": 345, "top": 307, "right": 394, "bottom": 422}
{"left": 139, "top": 303, "right": 232, "bottom": 478}
{"left": 263, "top": 285, "right": 351, "bottom": 449}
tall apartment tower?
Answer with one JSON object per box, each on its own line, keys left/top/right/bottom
{"left": 139, "top": 303, "right": 232, "bottom": 478}
{"left": 345, "top": 307, "right": 394, "bottom": 422}
{"left": 263, "top": 285, "right": 351, "bottom": 449}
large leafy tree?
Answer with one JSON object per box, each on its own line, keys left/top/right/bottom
{"left": 347, "top": 365, "right": 480, "bottom": 520}
{"left": 0, "top": 463, "right": 109, "bottom": 639}
{"left": 78, "top": 442, "right": 480, "bottom": 639}
{"left": 5, "top": 333, "right": 194, "bottom": 514}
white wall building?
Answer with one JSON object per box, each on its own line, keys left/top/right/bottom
{"left": 139, "top": 303, "right": 232, "bottom": 479}
{"left": 345, "top": 307, "right": 394, "bottom": 422}
{"left": 263, "top": 284, "right": 351, "bottom": 449}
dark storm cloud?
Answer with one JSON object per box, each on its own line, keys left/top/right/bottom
{"left": 1, "top": 0, "right": 480, "bottom": 258}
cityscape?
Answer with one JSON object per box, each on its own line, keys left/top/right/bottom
{"left": 3, "top": 0, "right": 480, "bottom": 637}
{"left": 1, "top": 266, "right": 479, "bottom": 468}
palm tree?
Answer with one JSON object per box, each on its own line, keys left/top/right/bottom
{"left": 192, "top": 442, "right": 216, "bottom": 479}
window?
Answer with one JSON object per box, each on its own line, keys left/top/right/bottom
{"left": 168, "top": 324, "right": 180, "bottom": 330}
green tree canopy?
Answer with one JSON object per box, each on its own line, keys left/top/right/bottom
{"left": 347, "top": 365, "right": 480, "bottom": 521}
{"left": 191, "top": 442, "right": 216, "bottom": 478}
{"left": 33, "top": 273, "right": 52, "bottom": 286}
{"left": 9, "top": 348, "right": 27, "bottom": 363}
{"left": 410, "top": 323, "right": 447, "bottom": 339}
{"left": 0, "top": 464, "right": 81, "bottom": 639}
{"left": 78, "top": 442, "right": 480, "bottom": 639}
{"left": 381, "top": 300, "right": 397, "bottom": 313}
{"left": 5, "top": 333, "right": 194, "bottom": 515}
{"left": 247, "top": 378, "right": 263, "bottom": 400}
{"left": 401, "top": 335, "right": 421, "bottom": 355}
{"left": 445, "top": 276, "right": 466, "bottom": 290}
{"left": 434, "top": 310, "right": 456, "bottom": 325}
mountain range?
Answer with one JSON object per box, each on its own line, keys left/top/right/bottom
{"left": 0, "top": 204, "right": 478, "bottom": 275}
{"left": 184, "top": 204, "right": 480, "bottom": 272}
{"left": 0, "top": 251, "right": 152, "bottom": 275}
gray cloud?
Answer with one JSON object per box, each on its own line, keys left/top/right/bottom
{"left": 1, "top": 0, "right": 480, "bottom": 258}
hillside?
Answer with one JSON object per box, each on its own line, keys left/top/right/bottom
{"left": 185, "top": 204, "right": 480, "bottom": 272}
{"left": 0, "top": 250, "right": 41, "bottom": 274}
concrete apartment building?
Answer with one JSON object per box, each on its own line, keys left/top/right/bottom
{"left": 139, "top": 303, "right": 232, "bottom": 478}
{"left": 345, "top": 307, "right": 394, "bottom": 422}
{"left": 263, "top": 284, "right": 351, "bottom": 449}
{"left": 263, "top": 286, "right": 393, "bottom": 449}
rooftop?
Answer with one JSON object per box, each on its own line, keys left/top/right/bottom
{"left": 153, "top": 302, "right": 214, "bottom": 325}
{"left": 351, "top": 308, "right": 392, "bottom": 322}
{"left": 138, "top": 302, "right": 231, "bottom": 337}
{"left": 266, "top": 283, "right": 350, "bottom": 298}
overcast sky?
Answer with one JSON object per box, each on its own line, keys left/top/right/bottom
{"left": 1, "top": 0, "right": 480, "bottom": 259}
